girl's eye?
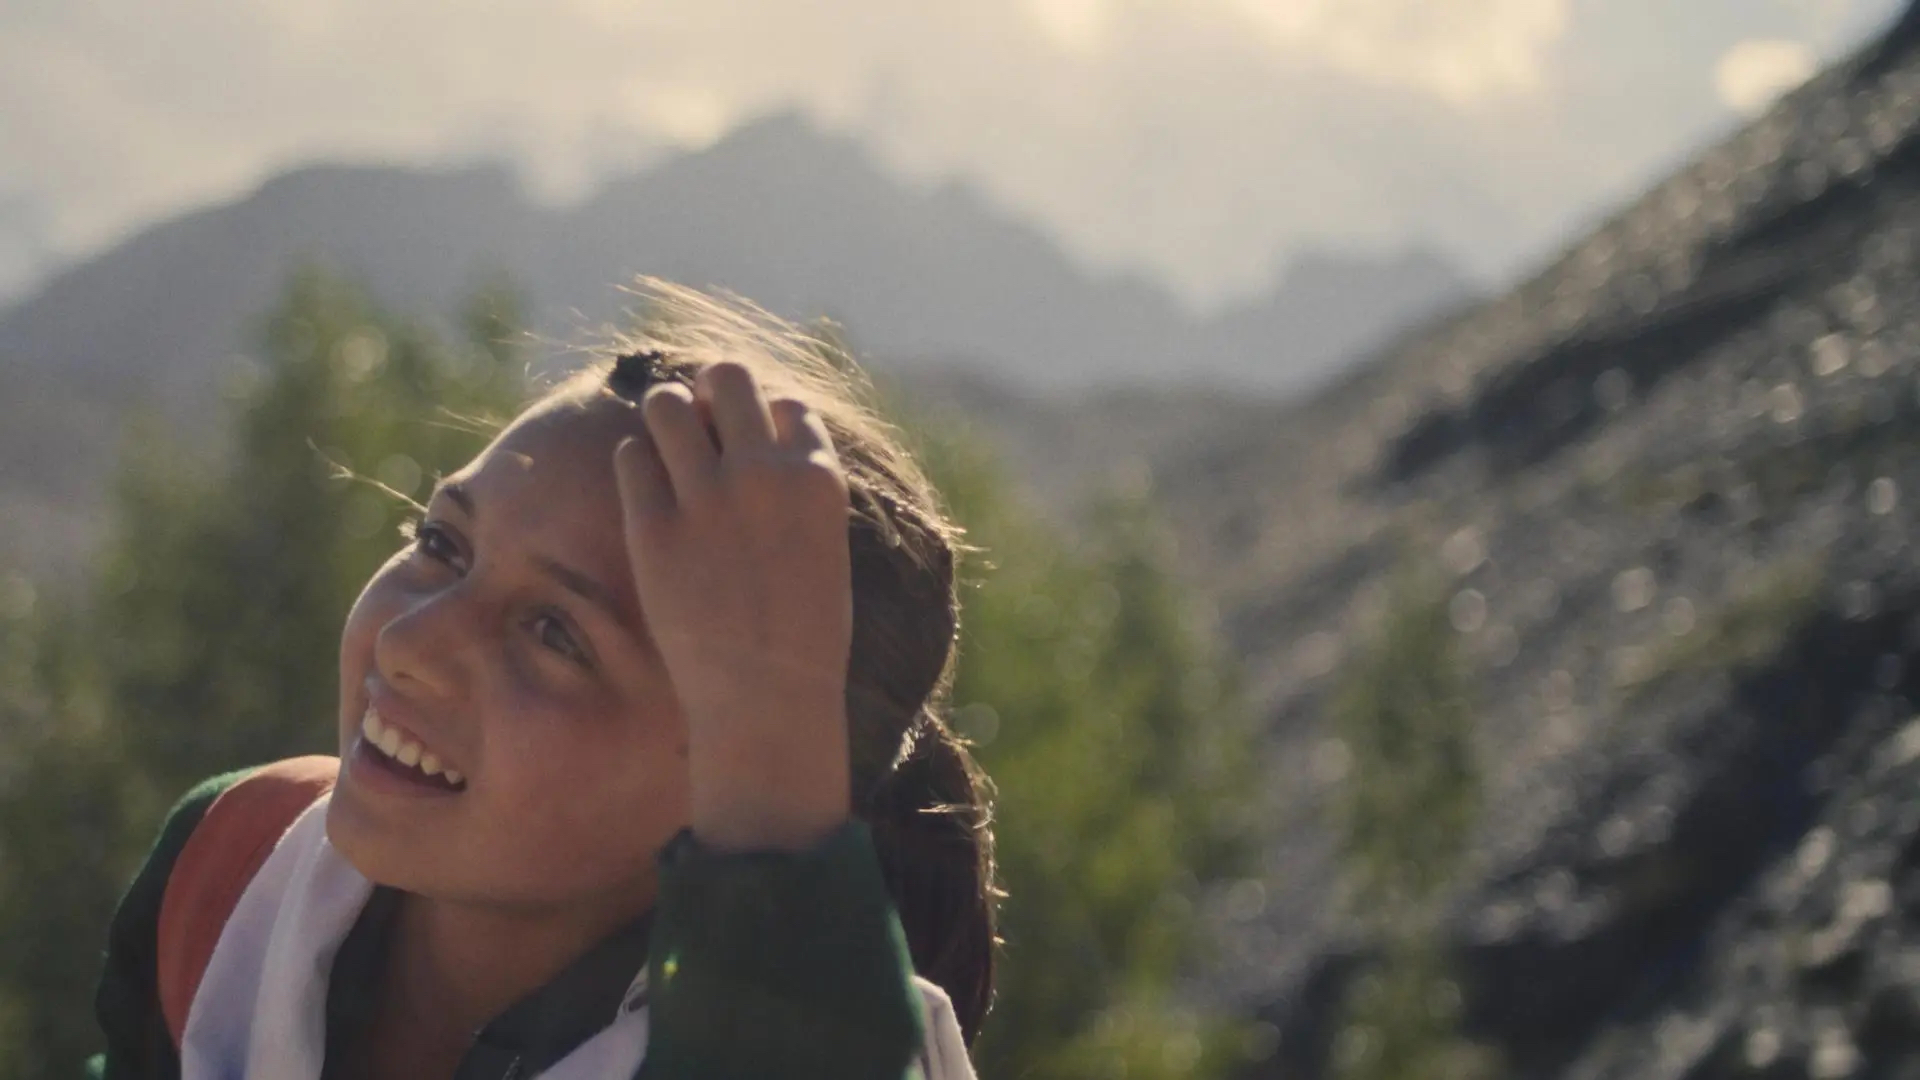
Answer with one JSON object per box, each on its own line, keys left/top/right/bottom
{"left": 407, "top": 519, "right": 468, "bottom": 570}
{"left": 531, "top": 612, "right": 592, "bottom": 667}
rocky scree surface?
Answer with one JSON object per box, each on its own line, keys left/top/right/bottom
{"left": 998, "top": 7, "right": 1920, "bottom": 1077}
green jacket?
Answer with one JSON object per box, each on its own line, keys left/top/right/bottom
{"left": 90, "top": 768, "right": 930, "bottom": 1080}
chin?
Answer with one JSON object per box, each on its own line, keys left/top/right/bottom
{"left": 324, "top": 782, "right": 428, "bottom": 890}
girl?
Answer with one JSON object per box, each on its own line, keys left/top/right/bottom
{"left": 91, "top": 284, "right": 995, "bottom": 1079}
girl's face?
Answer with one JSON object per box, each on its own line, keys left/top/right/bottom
{"left": 327, "top": 392, "right": 691, "bottom": 914}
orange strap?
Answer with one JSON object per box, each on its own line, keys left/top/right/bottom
{"left": 156, "top": 755, "right": 339, "bottom": 1049}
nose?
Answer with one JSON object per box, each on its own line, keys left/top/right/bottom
{"left": 371, "top": 587, "right": 474, "bottom": 700}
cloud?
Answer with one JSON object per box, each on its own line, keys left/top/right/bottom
{"left": 0, "top": 190, "right": 47, "bottom": 304}
{"left": 1789, "top": 0, "right": 1871, "bottom": 49}
{"left": 1028, "top": 0, "right": 1111, "bottom": 55}
{"left": 1715, "top": 38, "right": 1819, "bottom": 115}
{"left": 1224, "top": 0, "right": 1571, "bottom": 103}
{"left": 0, "top": 0, "right": 1903, "bottom": 308}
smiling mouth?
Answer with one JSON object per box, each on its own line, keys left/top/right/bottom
{"left": 360, "top": 705, "right": 467, "bottom": 791}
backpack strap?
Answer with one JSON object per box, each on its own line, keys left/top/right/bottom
{"left": 157, "top": 755, "right": 339, "bottom": 1049}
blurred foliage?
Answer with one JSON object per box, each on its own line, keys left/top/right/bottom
{"left": 1327, "top": 564, "right": 1498, "bottom": 1080}
{"left": 0, "top": 589, "right": 126, "bottom": 1080}
{"left": 1330, "top": 942, "right": 1497, "bottom": 1080}
{"left": 92, "top": 268, "right": 524, "bottom": 793}
{"left": 1616, "top": 554, "right": 1826, "bottom": 701}
{"left": 0, "top": 269, "right": 1260, "bottom": 1079}
{"left": 922, "top": 432, "right": 1260, "bottom": 1080}
{"left": 0, "top": 266, "right": 523, "bottom": 1079}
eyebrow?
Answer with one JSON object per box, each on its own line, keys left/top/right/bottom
{"left": 429, "top": 480, "right": 633, "bottom": 631}
{"left": 433, "top": 481, "right": 475, "bottom": 516}
{"left": 534, "top": 556, "right": 629, "bottom": 627}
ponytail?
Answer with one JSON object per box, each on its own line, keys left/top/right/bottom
{"left": 864, "top": 709, "right": 999, "bottom": 1043}
{"left": 572, "top": 303, "right": 1001, "bottom": 1042}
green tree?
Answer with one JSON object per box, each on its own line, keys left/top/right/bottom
{"left": 0, "top": 266, "right": 523, "bottom": 1078}
{"left": 924, "top": 434, "right": 1260, "bottom": 1080}
{"left": 92, "top": 268, "right": 523, "bottom": 800}
{"left": 1327, "top": 565, "right": 1497, "bottom": 1080}
{"left": 0, "top": 578, "right": 133, "bottom": 1080}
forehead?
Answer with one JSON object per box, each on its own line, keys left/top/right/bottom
{"left": 448, "top": 392, "right": 641, "bottom": 547}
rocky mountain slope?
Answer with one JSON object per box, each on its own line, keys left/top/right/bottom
{"left": 1059, "top": 5, "right": 1920, "bottom": 1077}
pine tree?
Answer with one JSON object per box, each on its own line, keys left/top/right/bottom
{"left": 0, "top": 267, "right": 523, "bottom": 1078}
{"left": 1328, "top": 565, "right": 1498, "bottom": 1080}
{"left": 924, "top": 433, "right": 1260, "bottom": 1080}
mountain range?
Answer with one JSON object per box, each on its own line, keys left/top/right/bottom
{"left": 0, "top": 111, "right": 1471, "bottom": 577}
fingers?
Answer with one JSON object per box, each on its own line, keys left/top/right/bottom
{"left": 642, "top": 384, "right": 719, "bottom": 496}
{"left": 695, "top": 362, "right": 777, "bottom": 452}
{"left": 769, "top": 398, "right": 838, "bottom": 465}
{"left": 614, "top": 433, "right": 674, "bottom": 520}
{"left": 645, "top": 367, "right": 842, "bottom": 508}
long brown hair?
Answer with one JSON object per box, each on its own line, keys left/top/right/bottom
{"left": 543, "top": 281, "right": 1000, "bottom": 1041}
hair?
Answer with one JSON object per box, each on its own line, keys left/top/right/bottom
{"left": 541, "top": 281, "right": 1000, "bottom": 1041}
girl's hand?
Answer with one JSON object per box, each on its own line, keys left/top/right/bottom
{"left": 614, "top": 362, "right": 854, "bottom": 853}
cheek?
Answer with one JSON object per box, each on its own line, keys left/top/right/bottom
{"left": 337, "top": 563, "right": 406, "bottom": 718}
{"left": 478, "top": 694, "right": 693, "bottom": 881}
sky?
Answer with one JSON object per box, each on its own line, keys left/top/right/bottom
{"left": 0, "top": 0, "right": 1906, "bottom": 312}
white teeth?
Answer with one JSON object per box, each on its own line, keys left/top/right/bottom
{"left": 362, "top": 705, "right": 461, "bottom": 787}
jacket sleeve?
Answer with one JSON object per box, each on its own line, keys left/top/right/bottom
{"left": 88, "top": 770, "right": 253, "bottom": 1080}
{"left": 637, "top": 821, "right": 930, "bottom": 1080}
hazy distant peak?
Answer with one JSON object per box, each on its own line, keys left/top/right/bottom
{"left": 0, "top": 104, "right": 1476, "bottom": 449}
{"left": 704, "top": 109, "right": 846, "bottom": 157}
{"left": 247, "top": 159, "right": 527, "bottom": 206}
{"left": 1266, "top": 246, "right": 1477, "bottom": 295}
{"left": 660, "top": 109, "right": 878, "bottom": 184}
